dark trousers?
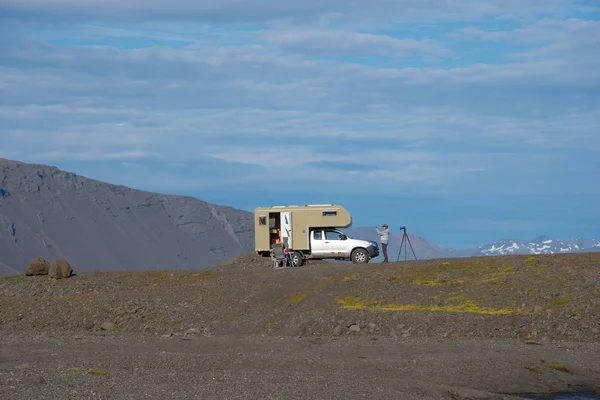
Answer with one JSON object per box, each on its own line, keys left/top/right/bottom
{"left": 382, "top": 243, "right": 388, "bottom": 262}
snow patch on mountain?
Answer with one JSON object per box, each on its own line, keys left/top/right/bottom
{"left": 478, "top": 237, "right": 600, "bottom": 256}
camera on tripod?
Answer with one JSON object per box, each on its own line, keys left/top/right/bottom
{"left": 396, "top": 226, "right": 417, "bottom": 261}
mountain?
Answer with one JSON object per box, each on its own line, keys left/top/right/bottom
{"left": 0, "top": 158, "right": 254, "bottom": 276}
{"left": 342, "top": 228, "right": 600, "bottom": 261}
{"left": 341, "top": 227, "right": 447, "bottom": 261}
{"left": 1, "top": 158, "right": 598, "bottom": 275}
{"left": 474, "top": 236, "right": 600, "bottom": 256}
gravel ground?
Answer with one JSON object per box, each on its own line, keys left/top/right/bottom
{"left": 1, "top": 252, "right": 598, "bottom": 341}
{"left": 1, "top": 331, "right": 599, "bottom": 400}
{"left": 1, "top": 252, "right": 599, "bottom": 399}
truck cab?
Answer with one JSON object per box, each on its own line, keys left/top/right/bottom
{"left": 309, "top": 228, "right": 379, "bottom": 263}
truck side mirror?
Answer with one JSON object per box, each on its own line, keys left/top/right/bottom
{"left": 341, "top": 234, "right": 347, "bottom": 240}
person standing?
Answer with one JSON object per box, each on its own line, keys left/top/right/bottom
{"left": 376, "top": 224, "right": 389, "bottom": 262}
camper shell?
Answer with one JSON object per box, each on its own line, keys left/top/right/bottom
{"left": 255, "top": 204, "right": 379, "bottom": 265}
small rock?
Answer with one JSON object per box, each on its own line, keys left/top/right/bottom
{"left": 348, "top": 324, "right": 360, "bottom": 332}
{"left": 23, "top": 375, "right": 46, "bottom": 385}
{"left": 100, "top": 322, "right": 115, "bottom": 331}
{"left": 368, "top": 322, "right": 377, "bottom": 334}
{"left": 15, "top": 363, "right": 31, "bottom": 370}
{"left": 332, "top": 325, "right": 342, "bottom": 336}
{"left": 185, "top": 328, "right": 201, "bottom": 336}
{"left": 534, "top": 305, "right": 543, "bottom": 313}
{"left": 390, "top": 328, "right": 397, "bottom": 337}
{"left": 84, "top": 322, "right": 95, "bottom": 331}
{"left": 359, "top": 322, "right": 367, "bottom": 329}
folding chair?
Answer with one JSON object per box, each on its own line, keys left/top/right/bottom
{"left": 271, "top": 243, "right": 294, "bottom": 269}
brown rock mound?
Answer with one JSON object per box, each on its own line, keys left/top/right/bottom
{"left": 48, "top": 260, "right": 73, "bottom": 279}
{"left": 24, "top": 257, "right": 50, "bottom": 276}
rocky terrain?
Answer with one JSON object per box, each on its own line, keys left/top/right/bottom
{"left": 1, "top": 252, "right": 599, "bottom": 399}
{"left": 2, "top": 252, "right": 598, "bottom": 340}
{"left": 0, "top": 158, "right": 254, "bottom": 275}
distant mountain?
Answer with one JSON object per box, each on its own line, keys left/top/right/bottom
{"left": 1, "top": 158, "right": 598, "bottom": 275}
{"left": 341, "top": 227, "right": 447, "bottom": 261}
{"left": 342, "top": 228, "right": 600, "bottom": 261}
{"left": 0, "top": 158, "right": 254, "bottom": 276}
{"left": 474, "top": 236, "right": 600, "bottom": 256}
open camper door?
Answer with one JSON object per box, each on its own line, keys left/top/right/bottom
{"left": 281, "top": 211, "right": 293, "bottom": 249}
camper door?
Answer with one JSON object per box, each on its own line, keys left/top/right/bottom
{"left": 281, "top": 211, "right": 293, "bottom": 248}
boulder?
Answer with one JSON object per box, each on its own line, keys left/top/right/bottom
{"left": 332, "top": 325, "right": 342, "bottom": 336}
{"left": 48, "top": 260, "right": 73, "bottom": 279}
{"left": 101, "top": 322, "right": 115, "bottom": 331}
{"left": 25, "top": 257, "right": 50, "bottom": 276}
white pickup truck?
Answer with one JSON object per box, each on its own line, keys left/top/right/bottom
{"left": 295, "top": 228, "right": 379, "bottom": 265}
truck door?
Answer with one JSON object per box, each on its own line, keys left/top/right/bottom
{"left": 322, "top": 229, "right": 345, "bottom": 256}
{"left": 310, "top": 229, "right": 325, "bottom": 257}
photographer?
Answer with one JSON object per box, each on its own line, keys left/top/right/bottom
{"left": 375, "top": 224, "right": 389, "bottom": 262}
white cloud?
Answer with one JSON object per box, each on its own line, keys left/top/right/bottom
{"left": 0, "top": 0, "right": 583, "bottom": 25}
{"left": 257, "top": 29, "right": 449, "bottom": 57}
{"left": 0, "top": 0, "right": 598, "bottom": 200}
{"left": 457, "top": 18, "right": 600, "bottom": 44}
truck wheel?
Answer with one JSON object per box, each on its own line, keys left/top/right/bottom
{"left": 351, "top": 248, "right": 369, "bottom": 263}
{"left": 291, "top": 251, "right": 304, "bottom": 267}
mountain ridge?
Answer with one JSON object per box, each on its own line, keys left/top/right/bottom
{"left": 1, "top": 158, "right": 598, "bottom": 275}
{"left": 0, "top": 158, "right": 254, "bottom": 275}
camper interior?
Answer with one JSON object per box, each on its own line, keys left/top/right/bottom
{"left": 269, "top": 212, "right": 281, "bottom": 247}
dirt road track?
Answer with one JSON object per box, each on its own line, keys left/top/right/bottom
{"left": 1, "top": 332, "right": 599, "bottom": 400}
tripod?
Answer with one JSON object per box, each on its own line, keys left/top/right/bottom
{"left": 396, "top": 226, "right": 417, "bottom": 261}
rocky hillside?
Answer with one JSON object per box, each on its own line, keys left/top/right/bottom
{"left": 0, "top": 158, "right": 254, "bottom": 275}
{"left": 1, "top": 252, "right": 598, "bottom": 342}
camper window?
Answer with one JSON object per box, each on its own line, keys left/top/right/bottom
{"left": 259, "top": 216, "right": 267, "bottom": 225}
{"left": 322, "top": 210, "right": 337, "bottom": 216}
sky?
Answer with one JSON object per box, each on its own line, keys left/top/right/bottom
{"left": 0, "top": 0, "right": 599, "bottom": 249}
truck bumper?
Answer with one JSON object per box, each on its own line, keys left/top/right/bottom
{"left": 367, "top": 245, "right": 379, "bottom": 258}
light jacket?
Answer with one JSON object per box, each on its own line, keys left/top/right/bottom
{"left": 376, "top": 228, "right": 389, "bottom": 244}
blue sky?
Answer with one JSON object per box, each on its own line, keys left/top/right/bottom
{"left": 0, "top": 0, "right": 598, "bottom": 248}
